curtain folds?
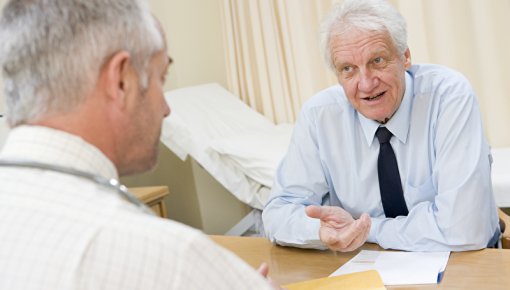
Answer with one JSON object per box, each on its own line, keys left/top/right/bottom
{"left": 220, "top": 0, "right": 337, "bottom": 124}
{"left": 220, "top": 0, "right": 510, "bottom": 146}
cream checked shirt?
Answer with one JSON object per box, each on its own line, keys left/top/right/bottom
{"left": 0, "top": 126, "right": 272, "bottom": 290}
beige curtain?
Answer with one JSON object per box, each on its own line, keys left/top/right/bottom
{"left": 219, "top": 0, "right": 337, "bottom": 124}
{"left": 219, "top": 0, "right": 510, "bottom": 147}
{"left": 397, "top": 0, "right": 510, "bottom": 148}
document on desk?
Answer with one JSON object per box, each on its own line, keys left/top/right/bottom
{"left": 284, "top": 270, "right": 386, "bottom": 290}
{"left": 330, "top": 250, "right": 450, "bottom": 286}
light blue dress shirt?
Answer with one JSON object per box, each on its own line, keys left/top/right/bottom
{"left": 262, "top": 64, "right": 499, "bottom": 251}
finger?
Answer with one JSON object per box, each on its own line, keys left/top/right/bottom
{"left": 319, "top": 226, "right": 343, "bottom": 245}
{"left": 306, "top": 205, "right": 353, "bottom": 223}
{"left": 256, "top": 262, "right": 269, "bottom": 277}
{"left": 325, "top": 225, "right": 358, "bottom": 251}
{"left": 305, "top": 205, "right": 322, "bottom": 219}
{"left": 325, "top": 215, "right": 370, "bottom": 251}
{"left": 267, "top": 277, "right": 284, "bottom": 290}
{"left": 320, "top": 226, "right": 362, "bottom": 251}
{"left": 336, "top": 214, "right": 371, "bottom": 252}
{"left": 342, "top": 233, "right": 365, "bottom": 252}
{"left": 306, "top": 205, "right": 343, "bottom": 220}
{"left": 257, "top": 263, "right": 283, "bottom": 290}
{"left": 359, "top": 213, "right": 372, "bottom": 241}
{"left": 342, "top": 221, "right": 369, "bottom": 251}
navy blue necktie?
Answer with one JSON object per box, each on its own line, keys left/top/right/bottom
{"left": 376, "top": 127, "right": 408, "bottom": 218}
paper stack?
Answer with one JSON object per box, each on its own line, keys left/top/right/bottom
{"left": 330, "top": 250, "right": 450, "bottom": 285}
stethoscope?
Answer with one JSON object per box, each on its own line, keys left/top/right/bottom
{"left": 0, "top": 159, "right": 155, "bottom": 215}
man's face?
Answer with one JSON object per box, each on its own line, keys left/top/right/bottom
{"left": 120, "top": 49, "right": 171, "bottom": 176}
{"left": 330, "top": 29, "right": 411, "bottom": 123}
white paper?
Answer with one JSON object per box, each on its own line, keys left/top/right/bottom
{"left": 330, "top": 250, "right": 450, "bottom": 286}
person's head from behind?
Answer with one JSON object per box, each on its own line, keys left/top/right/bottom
{"left": 0, "top": 0, "right": 171, "bottom": 175}
{"left": 320, "top": 0, "right": 411, "bottom": 124}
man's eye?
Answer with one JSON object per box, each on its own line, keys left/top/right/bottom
{"left": 373, "top": 57, "right": 383, "bottom": 64}
{"left": 342, "top": 66, "right": 353, "bottom": 73}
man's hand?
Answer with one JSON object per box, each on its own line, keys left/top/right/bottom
{"left": 305, "top": 205, "right": 371, "bottom": 252}
{"left": 257, "top": 263, "right": 285, "bottom": 290}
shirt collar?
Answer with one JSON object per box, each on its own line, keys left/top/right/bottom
{"left": 358, "top": 71, "right": 414, "bottom": 146}
{"left": 0, "top": 125, "right": 119, "bottom": 181}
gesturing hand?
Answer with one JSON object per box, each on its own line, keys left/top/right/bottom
{"left": 305, "top": 205, "right": 371, "bottom": 252}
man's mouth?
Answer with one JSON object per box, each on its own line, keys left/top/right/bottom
{"left": 363, "top": 92, "right": 385, "bottom": 101}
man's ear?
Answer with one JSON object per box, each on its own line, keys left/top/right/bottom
{"left": 403, "top": 48, "right": 412, "bottom": 69}
{"left": 101, "top": 51, "right": 132, "bottom": 106}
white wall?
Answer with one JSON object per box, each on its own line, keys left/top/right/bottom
{"left": 150, "top": 0, "right": 227, "bottom": 91}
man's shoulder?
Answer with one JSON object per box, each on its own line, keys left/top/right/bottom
{"left": 103, "top": 209, "right": 204, "bottom": 246}
{"left": 408, "top": 63, "right": 473, "bottom": 94}
{"left": 409, "top": 63, "right": 461, "bottom": 75}
{"left": 80, "top": 211, "right": 242, "bottom": 288}
{"left": 89, "top": 211, "right": 217, "bottom": 262}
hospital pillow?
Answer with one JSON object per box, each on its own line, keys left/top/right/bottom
{"left": 209, "top": 123, "right": 293, "bottom": 188}
{"left": 161, "top": 83, "right": 283, "bottom": 209}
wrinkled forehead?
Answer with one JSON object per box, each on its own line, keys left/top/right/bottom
{"left": 331, "top": 29, "right": 394, "bottom": 52}
{"left": 330, "top": 28, "right": 399, "bottom": 58}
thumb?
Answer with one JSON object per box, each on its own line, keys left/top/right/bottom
{"left": 359, "top": 213, "right": 370, "bottom": 221}
{"left": 358, "top": 213, "right": 371, "bottom": 227}
{"left": 256, "top": 262, "right": 269, "bottom": 277}
{"left": 305, "top": 205, "right": 322, "bottom": 219}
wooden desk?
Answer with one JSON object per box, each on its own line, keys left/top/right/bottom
{"left": 211, "top": 235, "right": 510, "bottom": 290}
{"left": 129, "top": 186, "right": 169, "bottom": 218}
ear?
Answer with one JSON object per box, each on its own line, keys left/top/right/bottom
{"left": 403, "top": 48, "right": 412, "bottom": 69}
{"left": 101, "top": 51, "right": 132, "bottom": 106}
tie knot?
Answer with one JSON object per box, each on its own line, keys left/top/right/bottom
{"left": 376, "top": 127, "right": 393, "bottom": 144}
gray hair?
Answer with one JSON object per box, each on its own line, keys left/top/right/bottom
{"left": 320, "top": 0, "right": 408, "bottom": 71}
{"left": 0, "top": 0, "right": 164, "bottom": 126}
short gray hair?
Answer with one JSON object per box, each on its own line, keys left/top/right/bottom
{"left": 320, "top": 0, "right": 408, "bottom": 71}
{"left": 0, "top": 0, "right": 164, "bottom": 126}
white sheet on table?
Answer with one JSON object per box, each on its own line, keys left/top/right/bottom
{"left": 330, "top": 250, "right": 450, "bottom": 286}
{"left": 160, "top": 83, "right": 292, "bottom": 210}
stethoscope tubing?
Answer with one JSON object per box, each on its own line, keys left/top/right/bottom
{"left": 0, "top": 159, "right": 154, "bottom": 215}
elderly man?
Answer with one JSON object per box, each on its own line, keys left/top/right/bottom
{"left": 262, "top": 0, "right": 500, "bottom": 252}
{"left": 0, "top": 0, "right": 277, "bottom": 289}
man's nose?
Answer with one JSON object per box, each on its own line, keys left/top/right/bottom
{"left": 358, "top": 69, "right": 379, "bottom": 92}
{"left": 163, "top": 101, "right": 171, "bottom": 117}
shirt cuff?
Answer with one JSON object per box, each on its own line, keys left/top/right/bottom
{"left": 273, "top": 215, "right": 327, "bottom": 249}
{"left": 367, "top": 217, "right": 383, "bottom": 244}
